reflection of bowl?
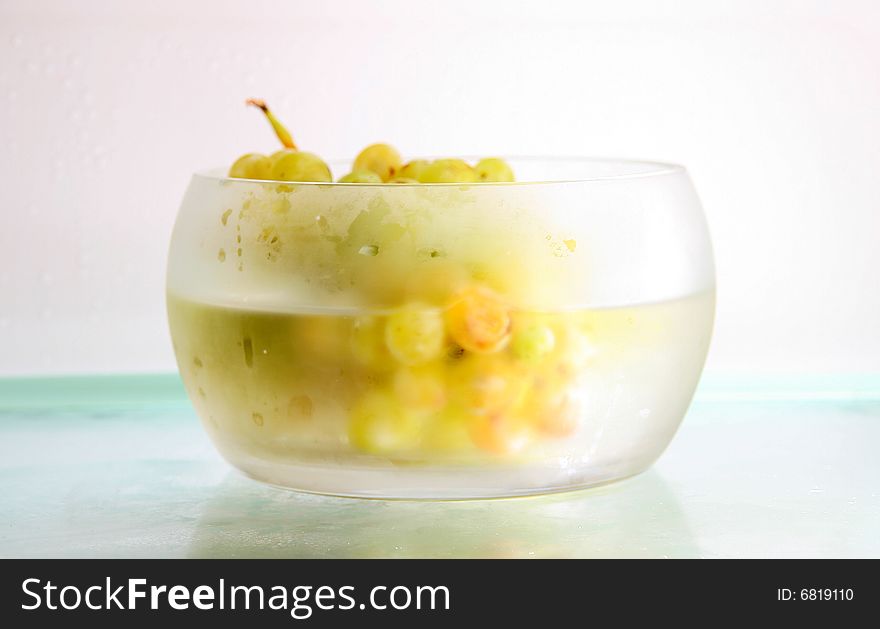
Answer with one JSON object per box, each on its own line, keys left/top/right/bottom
{"left": 185, "top": 470, "right": 698, "bottom": 558}
{"left": 167, "top": 159, "right": 715, "bottom": 498}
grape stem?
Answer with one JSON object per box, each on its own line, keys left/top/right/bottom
{"left": 245, "top": 98, "right": 297, "bottom": 150}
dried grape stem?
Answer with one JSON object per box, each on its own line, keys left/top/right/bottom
{"left": 245, "top": 97, "right": 296, "bottom": 150}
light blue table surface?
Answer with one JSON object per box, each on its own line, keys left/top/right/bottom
{"left": 1, "top": 374, "right": 878, "bottom": 558}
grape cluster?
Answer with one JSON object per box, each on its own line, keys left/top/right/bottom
{"left": 344, "top": 287, "right": 585, "bottom": 456}
{"left": 228, "top": 99, "right": 515, "bottom": 184}
{"left": 219, "top": 98, "right": 593, "bottom": 460}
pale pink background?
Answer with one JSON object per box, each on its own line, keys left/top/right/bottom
{"left": 1, "top": 0, "right": 878, "bottom": 375}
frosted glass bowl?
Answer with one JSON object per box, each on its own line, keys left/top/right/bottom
{"left": 167, "top": 158, "right": 715, "bottom": 498}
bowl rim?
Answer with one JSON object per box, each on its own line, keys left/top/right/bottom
{"left": 199, "top": 156, "right": 687, "bottom": 187}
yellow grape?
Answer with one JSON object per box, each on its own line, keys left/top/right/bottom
{"left": 468, "top": 412, "right": 530, "bottom": 455}
{"left": 420, "top": 408, "right": 473, "bottom": 453}
{"left": 270, "top": 151, "right": 332, "bottom": 182}
{"left": 555, "top": 325, "right": 598, "bottom": 378}
{"left": 474, "top": 157, "right": 515, "bottom": 182}
{"left": 445, "top": 286, "right": 511, "bottom": 353}
{"left": 338, "top": 170, "right": 382, "bottom": 183}
{"left": 340, "top": 205, "right": 406, "bottom": 260}
{"left": 228, "top": 153, "right": 272, "bottom": 179}
{"left": 449, "top": 355, "right": 528, "bottom": 414}
{"left": 525, "top": 386, "right": 580, "bottom": 438}
{"left": 418, "top": 159, "right": 477, "bottom": 183}
{"left": 353, "top": 143, "right": 402, "bottom": 181}
{"left": 348, "top": 390, "right": 419, "bottom": 454}
{"left": 389, "top": 176, "right": 419, "bottom": 184}
{"left": 393, "top": 366, "right": 446, "bottom": 413}
{"left": 270, "top": 149, "right": 295, "bottom": 164}
{"left": 385, "top": 305, "right": 445, "bottom": 365}
{"left": 398, "top": 159, "right": 430, "bottom": 180}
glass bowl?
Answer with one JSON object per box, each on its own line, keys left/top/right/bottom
{"left": 166, "top": 158, "right": 715, "bottom": 499}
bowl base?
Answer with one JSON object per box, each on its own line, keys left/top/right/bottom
{"left": 227, "top": 451, "right": 655, "bottom": 500}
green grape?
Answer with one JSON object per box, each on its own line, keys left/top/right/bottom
{"left": 398, "top": 159, "right": 430, "bottom": 180}
{"left": 228, "top": 153, "right": 272, "bottom": 179}
{"left": 511, "top": 323, "right": 555, "bottom": 362}
{"left": 338, "top": 204, "right": 406, "bottom": 259}
{"left": 270, "top": 151, "right": 332, "bottom": 182}
{"left": 389, "top": 176, "right": 418, "bottom": 183}
{"left": 475, "top": 157, "right": 515, "bottom": 182}
{"left": 418, "top": 159, "right": 477, "bottom": 183}
{"left": 353, "top": 143, "right": 402, "bottom": 181}
{"left": 385, "top": 305, "right": 445, "bottom": 365}
{"left": 348, "top": 390, "right": 420, "bottom": 454}
{"left": 338, "top": 170, "right": 383, "bottom": 183}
